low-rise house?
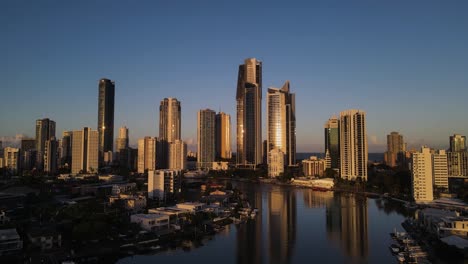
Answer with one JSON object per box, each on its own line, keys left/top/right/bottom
{"left": 148, "top": 207, "right": 190, "bottom": 224}
{"left": 0, "top": 228, "right": 22, "bottom": 256}
{"left": 130, "top": 214, "right": 170, "bottom": 232}
{"left": 27, "top": 227, "right": 62, "bottom": 251}
{"left": 109, "top": 194, "right": 146, "bottom": 212}
{"left": 175, "top": 202, "right": 206, "bottom": 213}
{"left": 437, "top": 217, "right": 468, "bottom": 238}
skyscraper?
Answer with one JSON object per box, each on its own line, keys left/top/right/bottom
{"left": 411, "top": 146, "right": 434, "bottom": 203}
{"left": 324, "top": 116, "right": 340, "bottom": 170}
{"left": 432, "top": 150, "right": 448, "bottom": 190}
{"left": 4, "top": 147, "right": 20, "bottom": 174}
{"left": 44, "top": 137, "right": 58, "bottom": 174}
{"left": 35, "top": 118, "right": 56, "bottom": 170}
{"left": 159, "top": 98, "right": 181, "bottom": 168}
{"left": 339, "top": 109, "right": 368, "bottom": 181}
{"left": 98, "top": 78, "right": 115, "bottom": 166}
{"left": 447, "top": 151, "right": 468, "bottom": 177}
{"left": 215, "top": 112, "right": 232, "bottom": 160}
{"left": 267, "top": 81, "right": 296, "bottom": 167}
{"left": 21, "top": 139, "right": 36, "bottom": 171}
{"left": 384, "top": 132, "right": 405, "bottom": 167}
{"left": 169, "top": 139, "right": 187, "bottom": 170}
{"left": 450, "top": 134, "right": 466, "bottom": 152}
{"left": 137, "top": 137, "right": 157, "bottom": 174}
{"left": 148, "top": 170, "right": 181, "bottom": 200}
{"left": 116, "top": 126, "right": 129, "bottom": 151}
{"left": 71, "top": 127, "right": 99, "bottom": 174}
{"left": 236, "top": 58, "right": 262, "bottom": 167}
{"left": 61, "top": 131, "right": 73, "bottom": 166}
{"left": 197, "top": 109, "right": 216, "bottom": 169}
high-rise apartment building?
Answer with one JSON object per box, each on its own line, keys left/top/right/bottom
{"left": 116, "top": 126, "right": 129, "bottom": 151}
{"left": 44, "top": 138, "right": 58, "bottom": 174}
{"left": 71, "top": 127, "right": 99, "bottom": 174}
{"left": 432, "top": 150, "right": 448, "bottom": 189}
{"left": 20, "top": 139, "right": 35, "bottom": 170}
{"left": 215, "top": 112, "right": 231, "bottom": 160}
{"left": 197, "top": 109, "right": 216, "bottom": 169}
{"left": 447, "top": 151, "right": 468, "bottom": 177}
{"left": 411, "top": 146, "right": 434, "bottom": 203}
{"left": 268, "top": 148, "right": 284, "bottom": 177}
{"left": 339, "top": 110, "right": 368, "bottom": 181}
{"left": 4, "top": 147, "right": 20, "bottom": 174}
{"left": 450, "top": 134, "right": 466, "bottom": 152}
{"left": 148, "top": 170, "right": 181, "bottom": 200}
{"left": 169, "top": 140, "right": 187, "bottom": 170}
{"left": 137, "top": 137, "right": 157, "bottom": 174}
{"left": 384, "top": 132, "right": 405, "bottom": 167}
{"left": 267, "top": 81, "right": 296, "bottom": 167}
{"left": 61, "top": 131, "right": 73, "bottom": 166}
{"left": 302, "top": 156, "right": 326, "bottom": 177}
{"left": 35, "top": 118, "right": 56, "bottom": 170}
{"left": 159, "top": 98, "right": 181, "bottom": 168}
{"left": 324, "top": 116, "right": 340, "bottom": 170}
{"left": 236, "top": 58, "right": 262, "bottom": 167}
{"left": 98, "top": 78, "right": 115, "bottom": 166}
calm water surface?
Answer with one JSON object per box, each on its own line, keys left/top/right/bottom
{"left": 119, "top": 182, "right": 407, "bottom": 264}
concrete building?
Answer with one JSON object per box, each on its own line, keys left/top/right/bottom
{"left": 384, "top": 132, "right": 406, "bottom": 167}
{"left": 148, "top": 170, "right": 181, "bottom": 200}
{"left": 266, "top": 81, "right": 296, "bottom": 167}
{"left": 116, "top": 126, "right": 129, "bottom": 151}
{"left": 20, "top": 139, "right": 35, "bottom": 170}
{"left": 130, "top": 214, "right": 170, "bottom": 232}
{"left": 44, "top": 138, "right": 58, "bottom": 174}
{"left": 215, "top": 112, "right": 232, "bottom": 160}
{"left": 71, "top": 127, "right": 99, "bottom": 174}
{"left": 432, "top": 150, "right": 449, "bottom": 190}
{"left": 236, "top": 58, "right": 262, "bottom": 167}
{"left": 60, "top": 131, "right": 73, "bottom": 166}
{"left": 169, "top": 139, "right": 187, "bottom": 170}
{"left": 324, "top": 116, "right": 340, "bottom": 170}
{"left": 4, "top": 147, "right": 20, "bottom": 173}
{"left": 35, "top": 118, "right": 56, "bottom": 170}
{"left": 159, "top": 98, "right": 181, "bottom": 169}
{"left": 339, "top": 109, "right": 368, "bottom": 181}
{"left": 98, "top": 78, "right": 115, "bottom": 166}
{"left": 197, "top": 109, "right": 216, "bottom": 169}
{"left": 109, "top": 194, "right": 147, "bottom": 212}
{"left": 268, "top": 148, "right": 284, "bottom": 177}
{"left": 447, "top": 151, "right": 468, "bottom": 177}
{"left": 411, "top": 147, "right": 434, "bottom": 203}
{"left": 450, "top": 134, "right": 466, "bottom": 152}
{"left": 137, "top": 137, "right": 157, "bottom": 174}
{"left": 302, "top": 156, "right": 326, "bottom": 177}
{"left": 175, "top": 202, "right": 206, "bottom": 213}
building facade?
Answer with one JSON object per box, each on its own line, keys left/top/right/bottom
{"left": 302, "top": 156, "right": 326, "bottom": 177}
{"left": 447, "top": 151, "right": 468, "bottom": 177}
{"left": 268, "top": 148, "right": 284, "bottom": 177}
{"left": 324, "top": 116, "right": 340, "bottom": 170}
{"left": 71, "top": 127, "right": 99, "bottom": 174}
{"left": 215, "top": 112, "right": 232, "bottom": 160}
{"left": 339, "top": 110, "right": 368, "bottom": 181}
{"left": 197, "top": 109, "right": 216, "bottom": 169}
{"left": 60, "top": 131, "right": 73, "bottom": 166}
{"left": 236, "top": 58, "right": 262, "bottom": 167}
{"left": 266, "top": 81, "right": 296, "bottom": 167}
{"left": 450, "top": 134, "right": 466, "bottom": 152}
{"left": 4, "top": 147, "right": 20, "bottom": 174}
{"left": 98, "top": 78, "right": 115, "bottom": 166}
{"left": 148, "top": 170, "right": 181, "bottom": 200}
{"left": 44, "top": 138, "right": 58, "bottom": 174}
{"left": 35, "top": 118, "right": 56, "bottom": 170}
{"left": 432, "top": 150, "right": 448, "bottom": 189}
{"left": 169, "top": 139, "right": 187, "bottom": 170}
{"left": 384, "top": 132, "right": 406, "bottom": 167}
{"left": 159, "top": 98, "right": 181, "bottom": 169}
{"left": 411, "top": 147, "right": 434, "bottom": 203}
{"left": 137, "top": 137, "right": 157, "bottom": 174}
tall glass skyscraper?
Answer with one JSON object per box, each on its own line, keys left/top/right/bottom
{"left": 35, "top": 118, "right": 56, "bottom": 170}
{"left": 98, "top": 78, "right": 115, "bottom": 165}
{"left": 236, "top": 58, "right": 262, "bottom": 167}
{"left": 450, "top": 134, "right": 466, "bottom": 152}
{"left": 267, "top": 81, "right": 296, "bottom": 167}
{"left": 324, "top": 116, "right": 340, "bottom": 169}
{"left": 159, "top": 98, "right": 181, "bottom": 169}
{"left": 198, "top": 109, "right": 216, "bottom": 169}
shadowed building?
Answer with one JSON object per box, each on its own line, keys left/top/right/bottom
{"left": 450, "top": 134, "right": 466, "bottom": 152}
{"left": 384, "top": 132, "right": 406, "bottom": 167}
{"left": 35, "top": 118, "right": 56, "bottom": 170}
{"left": 197, "top": 109, "right": 216, "bottom": 169}
{"left": 324, "top": 116, "right": 340, "bottom": 170}
{"left": 72, "top": 127, "right": 98, "bottom": 174}
{"left": 236, "top": 58, "right": 262, "bottom": 167}
{"left": 98, "top": 78, "right": 115, "bottom": 167}
{"left": 215, "top": 112, "right": 232, "bottom": 160}
{"left": 138, "top": 137, "right": 157, "bottom": 174}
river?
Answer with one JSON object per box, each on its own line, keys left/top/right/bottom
{"left": 119, "top": 182, "right": 409, "bottom": 264}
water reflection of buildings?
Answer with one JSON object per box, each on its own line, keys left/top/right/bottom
{"left": 326, "top": 193, "right": 368, "bottom": 262}
{"left": 236, "top": 185, "right": 297, "bottom": 264}
{"left": 303, "top": 189, "right": 334, "bottom": 208}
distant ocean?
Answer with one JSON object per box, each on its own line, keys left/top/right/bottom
{"left": 297, "top": 152, "right": 384, "bottom": 162}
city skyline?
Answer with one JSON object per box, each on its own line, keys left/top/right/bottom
{"left": 2, "top": 1, "right": 468, "bottom": 152}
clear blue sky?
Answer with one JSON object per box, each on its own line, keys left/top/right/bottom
{"left": 2, "top": 0, "right": 468, "bottom": 152}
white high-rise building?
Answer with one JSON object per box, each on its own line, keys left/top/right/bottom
{"left": 4, "top": 147, "right": 20, "bottom": 173}
{"left": 411, "top": 147, "right": 434, "bottom": 203}
{"left": 169, "top": 140, "right": 187, "bottom": 170}
{"left": 268, "top": 148, "right": 284, "bottom": 177}
{"left": 266, "top": 81, "right": 296, "bottom": 167}
{"left": 138, "top": 137, "right": 157, "bottom": 174}
{"left": 148, "top": 170, "right": 181, "bottom": 200}
{"left": 432, "top": 150, "right": 448, "bottom": 189}
{"left": 71, "top": 127, "right": 98, "bottom": 174}
{"left": 339, "top": 109, "right": 368, "bottom": 181}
